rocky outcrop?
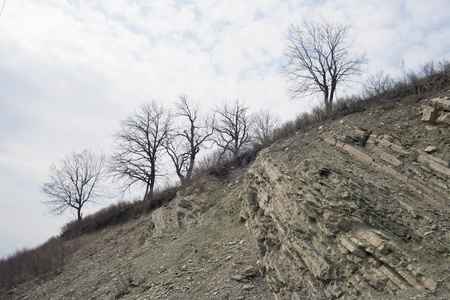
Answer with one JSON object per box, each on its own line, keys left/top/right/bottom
{"left": 240, "top": 115, "right": 449, "bottom": 298}
{"left": 422, "top": 97, "right": 450, "bottom": 124}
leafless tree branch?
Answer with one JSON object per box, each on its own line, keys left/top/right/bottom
{"left": 165, "top": 94, "right": 213, "bottom": 185}
{"left": 41, "top": 150, "right": 106, "bottom": 220}
{"left": 282, "top": 18, "right": 367, "bottom": 117}
{"left": 252, "top": 109, "right": 280, "bottom": 146}
{"left": 213, "top": 99, "right": 252, "bottom": 160}
{"left": 109, "top": 101, "right": 171, "bottom": 200}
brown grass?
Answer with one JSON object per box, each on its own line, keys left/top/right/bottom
{"left": 0, "top": 237, "right": 79, "bottom": 292}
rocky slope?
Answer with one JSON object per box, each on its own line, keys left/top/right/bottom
{"left": 240, "top": 95, "right": 450, "bottom": 299}
{"left": 3, "top": 94, "right": 450, "bottom": 299}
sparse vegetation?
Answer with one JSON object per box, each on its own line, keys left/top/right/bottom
{"left": 0, "top": 237, "right": 79, "bottom": 292}
{"left": 114, "top": 263, "right": 136, "bottom": 299}
{"left": 364, "top": 70, "right": 395, "bottom": 98}
{"left": 1, "top": 59, "right": 449, "bottom": 293}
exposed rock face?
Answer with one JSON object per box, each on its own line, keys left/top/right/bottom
{"left": 422, "top": 97, "right": 450, "bottom": 124}
{"left": 239, "top": 100, "right": 449, "bottom": 299}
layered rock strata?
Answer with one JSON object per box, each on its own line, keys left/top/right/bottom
{"left": 240, "top": 123, "right": 449, "bottom": 299}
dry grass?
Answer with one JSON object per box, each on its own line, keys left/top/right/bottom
{"left": 0, "top": 237, "right": 79, "bottom": 292}
{"left": 1, "top": 59, "right": 449, "bottom": 293}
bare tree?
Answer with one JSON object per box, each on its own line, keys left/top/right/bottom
{"left": 364, "top": 70, "right": 394, "bottom": 97}
{"left": 41, "top": 150, "right": 106, "bottom": 220}
{"left": 283, "top": 18, "right": 367, "bottom": 117}
{"left": 252, "top": 109, "right": 280, "bottom": 146}
{"left": 213, "top": 99, "right": 252, "bottom": 159}
{"left": 110, "top": 101, "right": 171, "bottom": 200}
{"left": 165, "top": 94, "right": 213, "bottom": 185}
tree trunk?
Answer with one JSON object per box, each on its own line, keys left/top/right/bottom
{"left": 324, "top": 94, "right": 332, "bottom": 119}
{"left": 327, "top": 80, "right": 336, "bottom": 118}
{"left": 325, "top": 101, "right": 333, "bottom": 118}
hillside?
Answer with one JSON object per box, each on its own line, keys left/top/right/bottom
{"left": 2, "top": 88, "right": 450, "bottom": 299}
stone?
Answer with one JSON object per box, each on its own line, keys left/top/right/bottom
{"left": 379, "top": 151, "right": 402, "bottom": 166}
{"left": 396, "top": 268, "right": 419, "bottom": 286}
{"left": 379, "top": 164, "right": 409, "bottom": 182}
{"left": 423, "top": 98, "right": 450, "bottom": 124}
{"left": 293, "top": 221, "right": 306, "bottom": 232}
{"left": 340, "top": 237, "right": 366, "bottom": 258}
{"left": 353, "top": 256, "right": 363, "bottom": 264}
{"left": 377, "top": 243, "right": 390, "bottom": 255}
{"left": 422, "top": 106, "right": 437, "bottom": 122}
{"left": 417, "top": 151, "right": 430, "bottom": 163}
{"left": 368, "top": 256, "right": 382, "bottom": 268}
{"left": 325, "top": 282, "right": 344, "bottom": 298}
{"left": 431, "top": 97, "right": 450, "bottom": 110}
{"left": 380, "top": 138, "right": 392, "bottom": 147}
{"left": 383, "top": 134, "right": 393, "bottom": 142}
{"left": 361, "top": 231, "right": 384, "bottom": 248}
{"left": 424, "top": 146, "right": 437, "bottom": 153}
{"left": 429, "top": 155, "right": 449, "bottom": 167}
{"left": 337, "top": 218, "right": 358, "bottom": 232}
{"left": 354, "top": 128, "right": 368, "bottom": 137}
{"left": 341, "top": 191, "right": 350, "bottom": 199}
{"left": 242, "top": 267, "right": 258, "bottom": 278}
{"left": 428, "top": 160, "right": 450, "bottom": 176}
{"left": 231, "top": 275, "right": 243, "bottom": 281}
{"left": 324, "top": 136, "right": 336, "bottom": 146}
{"left": 379, "top": 265, "right": 408, "bottom": 289}
{"left": 343, "top": 144, "right": 374, "bottom": 164}
{"left": 436, "top": 111, "right": 450, "bottom": 124}
{"left": 390, "top": 143, "right": 410, "bottom": 154}
{"left": 335, "top": 140, "right": 345, "bottom": 148}
{"left": 353, "top": 128, "right": 372, "bottom": 146}
{"left": 323, "top": 212, "right": 339, "bottom": 224}
{"left": 423, "top": 278, "right": 438, "bottom": 292}
{"left": 291, "top": 241, "right": 331, "bottom": 280}
{"left": 350, "top": 237, "right": 367, "bottom": 248}
{"left": 242, "top": 284, "right": 254, "bottom": 291}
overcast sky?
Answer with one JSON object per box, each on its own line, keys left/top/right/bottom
{"left": 1, "top": 0, "right": 449, "bottom": 259}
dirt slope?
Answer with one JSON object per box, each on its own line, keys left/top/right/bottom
{"left": 6, "top": 169, "right": 273, "bottom": 299}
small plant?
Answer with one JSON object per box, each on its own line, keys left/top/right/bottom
{"left": 114, "top": 263, "right": 136, "bottom": 299}
{"left": 364, "top": 71, "right": 395, "bottom": 98}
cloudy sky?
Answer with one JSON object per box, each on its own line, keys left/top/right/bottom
{"left": 1, "top": 0, "right": 449, "bottom": 258}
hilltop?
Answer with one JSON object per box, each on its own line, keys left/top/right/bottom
{"left": 2, "top": 75, "right": 450, "bottom": 299}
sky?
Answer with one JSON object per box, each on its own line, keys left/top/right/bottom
{"left": 1, "top": 0, "right": 449, "bottom": 259}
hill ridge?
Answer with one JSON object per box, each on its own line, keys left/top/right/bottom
{"left": 3, "top": 92, "right": 450, "bottom": 299}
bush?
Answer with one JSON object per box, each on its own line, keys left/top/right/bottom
{"left": 364, "top": 71, "right": 395, "bottom": 98}
{"left": 0, "top": 237, "right": 78, "bottom": 291}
